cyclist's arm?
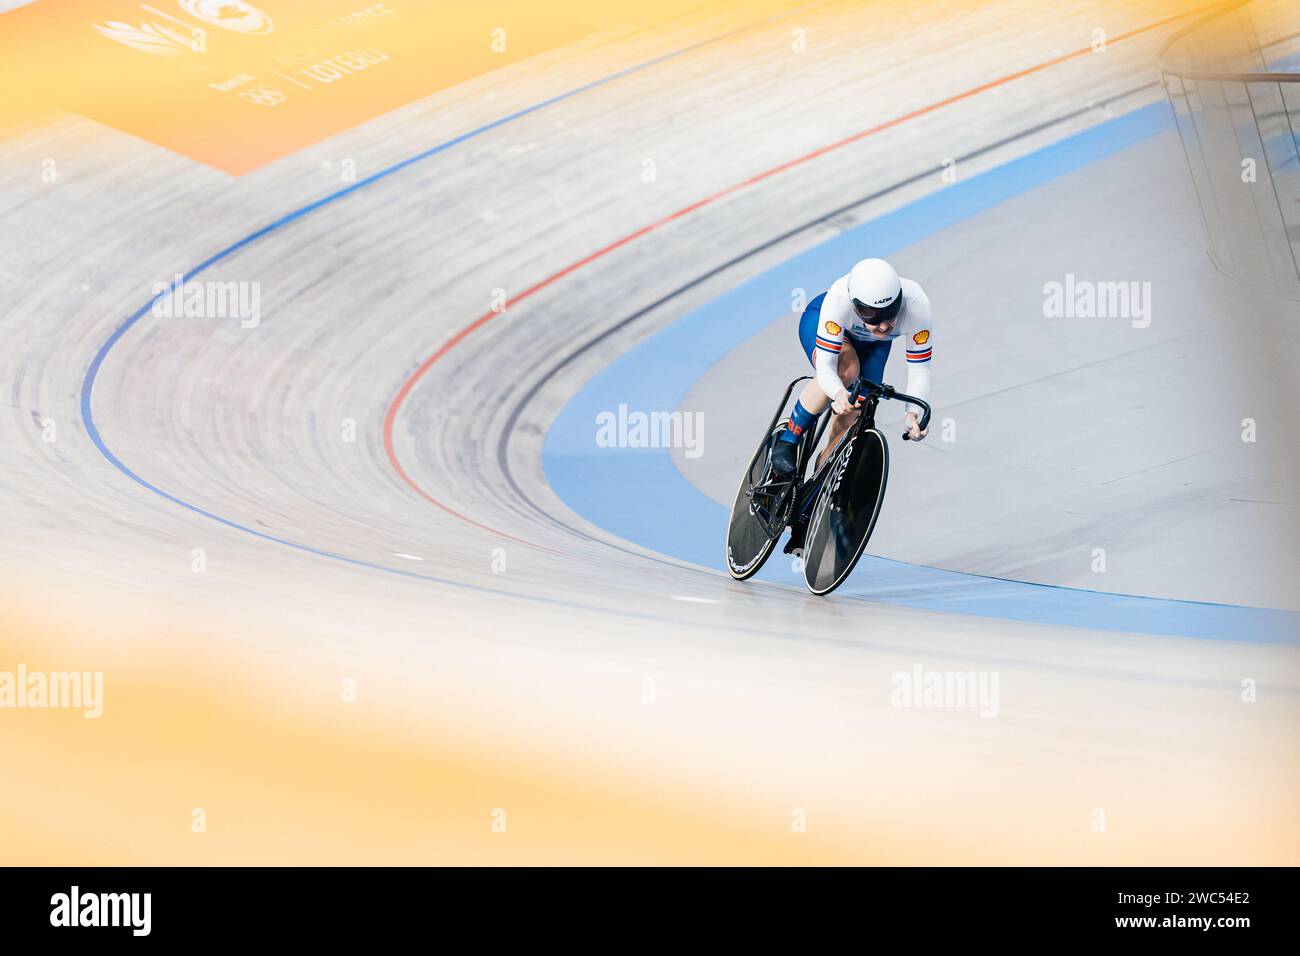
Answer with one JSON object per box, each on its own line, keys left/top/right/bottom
{"left": 812, "top": 318, "right": 847, "bottom": 401}
{"left": 903, "top": 358, "right": 930, "bottom": 418}
{"left": 901, "top": 288, "right": 933, "bottom": 417}
{"left": 814, "top": 343, "right": 845, "bottom": 400}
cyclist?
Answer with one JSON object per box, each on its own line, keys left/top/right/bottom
{"left": 771, "top": 257, "right": 932, "bottom": 481}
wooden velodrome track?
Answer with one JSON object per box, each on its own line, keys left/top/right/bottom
{"left": 1, "top": 0, "right": 1296, "bottom": 863}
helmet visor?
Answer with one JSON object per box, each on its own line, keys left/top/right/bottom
{"left": 852, "top": 294, "right": 902, "bottom": 326}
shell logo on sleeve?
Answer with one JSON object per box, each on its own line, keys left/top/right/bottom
{"left": 825, "top": 321, "right": 842, "bottom": 336}
{"left": 912, "top": 330, "right": 930, "bottom": 345}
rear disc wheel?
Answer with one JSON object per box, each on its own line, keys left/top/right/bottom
{"left": 725, "top": 426, "right": 790, "bottom": 580}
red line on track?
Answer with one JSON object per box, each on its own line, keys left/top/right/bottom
{"left": 382, "top": 10, "right": 1197, "bottom": 553}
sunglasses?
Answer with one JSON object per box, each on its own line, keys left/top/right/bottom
{"left": 852, "top": 296, "right": 903, "bottom": 325}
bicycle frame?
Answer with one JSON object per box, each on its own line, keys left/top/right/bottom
{"left": 748, "top": 376, "right": 931, "bottom": 540}
{"left": 788, "top": 396, "right": 871, "bottom": 530}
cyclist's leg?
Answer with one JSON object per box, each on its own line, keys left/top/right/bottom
{"left": 777, "top": 294, "right": 840, "bottom": 478}
{"left": 857, "top": 336, "right": 893, "bottom": 384}
{"left": 816, "top": 337, "right": 892, "bottom": 467}
{"left": 816, "top": 336, "right": 893, "bottom": 468}
{"left": 815, "top": 347, "right": 859, "bottom": 468}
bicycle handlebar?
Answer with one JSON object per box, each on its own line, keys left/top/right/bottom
{"left": 846, "top": 378, "right": 932, "bottom": 441}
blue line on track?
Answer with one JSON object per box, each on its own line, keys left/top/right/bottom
{"left": 77, "top": 25, "right": 771, "bottom": 610}
{"left": 542, "top": 103, "right": 1299, "bottom": 643}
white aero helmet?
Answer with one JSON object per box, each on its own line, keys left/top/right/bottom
{"left": 847, "top": 258, "right": 903, "bottom": 324}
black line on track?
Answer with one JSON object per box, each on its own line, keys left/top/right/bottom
{"left": 492, "top": 81, "right": 1164, "bottom": 566}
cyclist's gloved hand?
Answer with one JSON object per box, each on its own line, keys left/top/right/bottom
{"left": 904, "top": 411, "right": 929, "bottom": 441}
{"left": 831, "top": 389, "right": 856, "bottom": 415}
